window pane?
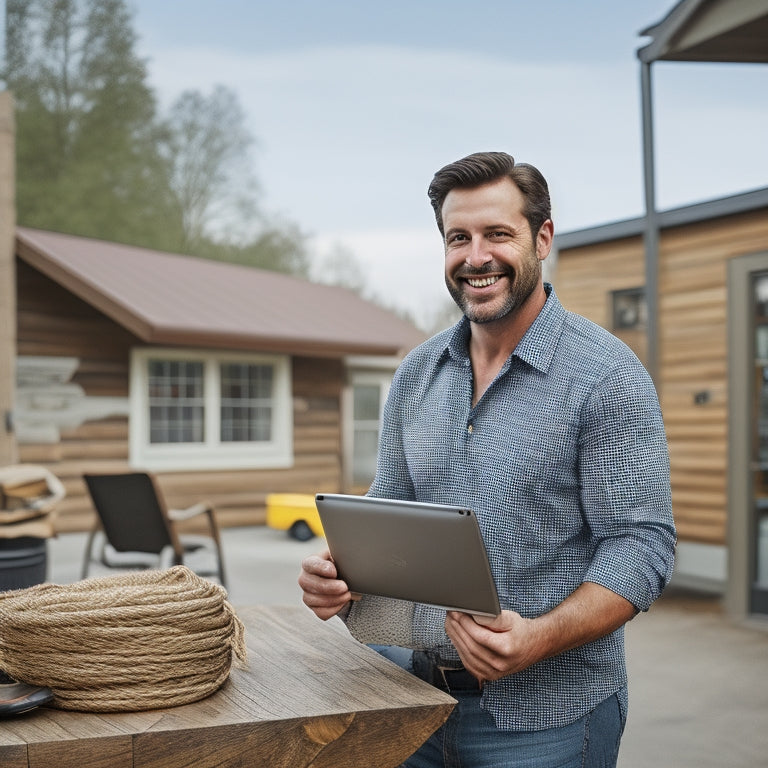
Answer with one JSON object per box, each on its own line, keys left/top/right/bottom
{"left": 220, "top": 363, "right": 273, "bottom": 442}
{"left": 352, "top": 428, "right": 379, "bottom": 484}
{"left": 755, "top": 274, "right": 768, "bottom": 321}
{"left": 147, "top": 360, "right": 205, "bottom": 444}
{"left": 611, "top": 287, "right": 647, "bottom": 330}
{"left": 351, "top": 383, "right": 382, "bottom": 485}
{"left": 354, "top": 385, "right": 380, "bottom": 421}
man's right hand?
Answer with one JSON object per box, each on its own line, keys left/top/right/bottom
{"left": 298, "top": 550, "right": 358, "bottom": 620}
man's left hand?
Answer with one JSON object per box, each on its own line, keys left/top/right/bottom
{"left": 445, "top": 582, "right": 637, "bottom": 684}
{"left": 445, "top": 609, "right": 542, "bottom": 683}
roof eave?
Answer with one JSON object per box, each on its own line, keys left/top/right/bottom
{"left": 637, "top": 0, "right": 768, "bottom": 63}
{"left": 555, "top": 186, "right": 768, "bottom": 251}
{"left": 16, "top": 235, "right": 157, "bottom": 342}
{"left": 142, "top": 328, "right": 411, "bottom": 358}
{"left": 637, "top": 0, "right": 705, "bottom": 63}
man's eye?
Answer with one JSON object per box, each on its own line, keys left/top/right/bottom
{"left": 448, "top": 233, "right": 468, "bottom": 244}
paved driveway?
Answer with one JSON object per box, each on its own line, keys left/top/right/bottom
{"left": 46, "top": 527, "right": 768, "bottom": 768}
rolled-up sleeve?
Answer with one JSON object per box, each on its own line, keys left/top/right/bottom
{"left": 580, "top": 361, "right": 676, "bottom": 612}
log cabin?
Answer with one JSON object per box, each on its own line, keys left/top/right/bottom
{"left": 12, "top": 227, "right": 426, "bottom": 532}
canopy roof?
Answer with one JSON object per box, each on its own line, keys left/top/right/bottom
{"left": 638, "top": 0, "right": 768, "bottom": 63}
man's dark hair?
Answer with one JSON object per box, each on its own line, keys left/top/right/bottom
{"left": 427, "top": 151, "right": 552, "bottom": 239}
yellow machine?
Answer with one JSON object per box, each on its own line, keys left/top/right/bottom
{"left": 266, "top": 493, "right": 324, "bottom": 541}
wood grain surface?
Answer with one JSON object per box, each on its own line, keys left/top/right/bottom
{"left": 0, "top": 605, "right": 455, "bottom": 767}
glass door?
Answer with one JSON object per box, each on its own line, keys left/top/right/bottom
{"left": 343, "top": 369, "right": 392, "bottom": 494}
{"left": 751, "top": 272, "right": 768, "bottom": 613}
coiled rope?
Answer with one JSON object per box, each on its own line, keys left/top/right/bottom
{"left": 0, "top": 566, "right": 247, "bottom": 712}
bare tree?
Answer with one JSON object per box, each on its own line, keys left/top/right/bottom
{"left": 164, "top": 85, "right": 260, "bottom": 251}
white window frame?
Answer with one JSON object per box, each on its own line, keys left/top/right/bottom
{"left": 130, "top": 348, "right": 293, "bottom": 471}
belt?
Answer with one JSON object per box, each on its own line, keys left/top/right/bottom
{"left": 412, "top": 650, "right": 481, "bottom": 693}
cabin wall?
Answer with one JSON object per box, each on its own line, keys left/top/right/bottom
{"left": 553, "top": 237, "right": 647, "bottom": 363}
{"left": 16, "top": 260, "right": 345, "bottom": 532}
{"left": 556, "top": 209, "right": 768, "bottom": 546}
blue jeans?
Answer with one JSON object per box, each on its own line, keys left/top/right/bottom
{"left": 370, "top": 646, "right": 626, "bottom": 768}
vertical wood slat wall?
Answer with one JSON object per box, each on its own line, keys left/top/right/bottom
{"left": 16, "top": 261, "right": 345, "bottom": 532}
{"left": 555, "top": 209, "right": 768, "bottom": 546}
{"left": 0, "top": 94, "right": 17, "bottom": 467}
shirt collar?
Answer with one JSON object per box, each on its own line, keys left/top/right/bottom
{"left": 444, "top": 283, "right": 566, "bottom": 374}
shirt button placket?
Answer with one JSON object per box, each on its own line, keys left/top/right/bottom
{"left": 464, "top": 359, "right": 474, "bottom": 438}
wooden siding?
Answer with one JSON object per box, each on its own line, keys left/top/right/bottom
{"left": 554, "top": 237, "right": 648, "bottom": 364}
{"left": 556, "top": 209, "right": 768, "bottom": 545}
{"left": 16, "top": 260, "right": 346, "bottom": 533}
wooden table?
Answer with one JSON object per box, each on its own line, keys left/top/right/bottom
{"left": 0, "top": 605, "right": 455, "bottom": 768}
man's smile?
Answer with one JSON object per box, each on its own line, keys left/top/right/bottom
{"left": 466, "top": 275, "right": 501, "bottom": 288}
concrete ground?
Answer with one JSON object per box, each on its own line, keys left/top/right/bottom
{"left": 43, "top": 527, "right": 768, "bottom": 768}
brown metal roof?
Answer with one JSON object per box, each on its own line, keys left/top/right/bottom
{"left": 16, "top": 227, "right": 426, "bottom": 357}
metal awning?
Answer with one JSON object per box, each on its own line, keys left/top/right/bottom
{"left": 637, "top": 0, "right": 768, "bottom": 384}
{"left": 638, "top": 0, "right": 768, "bottom": 63}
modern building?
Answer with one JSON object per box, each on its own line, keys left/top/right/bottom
{"left": 555, "top": 0, "right": 768, "bottom": 620}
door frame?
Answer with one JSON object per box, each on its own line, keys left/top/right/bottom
{"left": 726, "top": 250, "right": 768, "bottom": 618}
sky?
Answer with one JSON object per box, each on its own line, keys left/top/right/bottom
{"left": 129, "top": 0, "right": 768, "bottom": 328}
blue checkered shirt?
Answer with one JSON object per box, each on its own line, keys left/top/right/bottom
{"left": 367, "top": 284, "right": 676, "bottom": 730}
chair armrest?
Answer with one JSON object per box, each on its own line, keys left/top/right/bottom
{"left": 167, "top": 502, "right": 212, "bottom": 521}
{"left": 168, "top": 501, "right": 222, "bottom": 551}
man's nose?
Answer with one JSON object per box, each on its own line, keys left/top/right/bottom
{"left": 465, "top": 239, "right": 492, "bottom": 267}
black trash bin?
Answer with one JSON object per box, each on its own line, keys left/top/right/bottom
{"left": 0, "top": 537, "right": 47, "bottom": 591}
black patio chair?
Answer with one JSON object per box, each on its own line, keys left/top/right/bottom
{"left": 81, "top": 472, "right": 227, "bottom": 588}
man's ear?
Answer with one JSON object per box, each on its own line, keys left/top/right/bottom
{"left": 536, "top": 219, "right": 554, "bottom": 261}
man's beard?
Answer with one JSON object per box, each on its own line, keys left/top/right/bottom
{"left": 446, "top": 255, "right": 541, "bottom": 325}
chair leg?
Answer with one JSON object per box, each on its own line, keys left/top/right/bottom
{"left": 202, "top": 507, "right": 227, "bottom": 589}
{"left": 216, "top": 545, "right": 227, "bottom": 590}
{"left": 80, "top": 527, "right": 99, "bottom": 580}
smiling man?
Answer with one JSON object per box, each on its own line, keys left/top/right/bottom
{"left": 299, "top": 152, "right": 676, "bottom": 768}
{"left": 442, "top": 172, "right": 549, "bottom": 324}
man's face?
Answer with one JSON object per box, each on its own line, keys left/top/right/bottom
{"left": 441, "top": 177, "right": 550, "bottom": 325}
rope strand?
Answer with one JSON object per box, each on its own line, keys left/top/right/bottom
{"left": 0, "top": 566, "right": 247, "bottom": 712}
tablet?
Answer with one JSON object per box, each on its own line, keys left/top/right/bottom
{"left": 314, "top": 493, "right": 500, "bottom": 617}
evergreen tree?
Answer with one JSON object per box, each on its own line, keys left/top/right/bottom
{"left": 5, "top": 0, "right": 181, "bottom": 249}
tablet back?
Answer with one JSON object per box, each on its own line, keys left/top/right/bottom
{"left": 315, "top": 493, "right": 500, "bottom": 617}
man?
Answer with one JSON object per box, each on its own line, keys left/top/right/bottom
{"left": 299, "top": 151, "right": 676, "bottom": 767}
